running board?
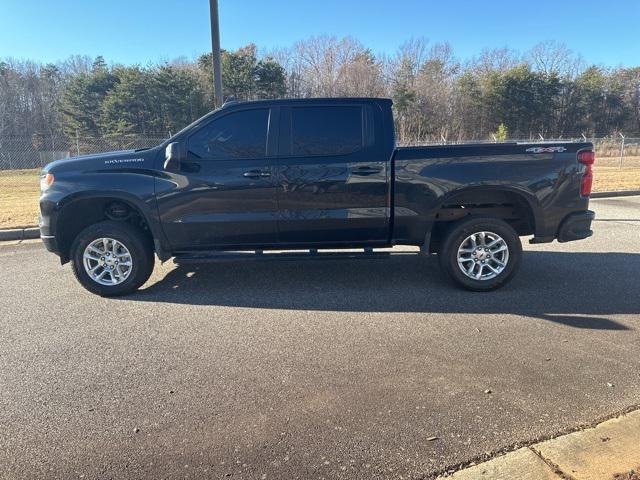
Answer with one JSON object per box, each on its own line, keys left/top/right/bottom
{"left": 173, "top": 249, "right": 418, "bottom": 264}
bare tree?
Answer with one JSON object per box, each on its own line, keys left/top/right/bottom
{"left": 289, "top": 36, "right": 368, "bottom": 97}
{"left": 413, "top": 42, "right": 459, "bottom": 141}
{"left": 471, "top": 47, "right": 521, "bottom": 75}
{"left": 528, "top": 40, "right": 584, "bottom": 78}
{"left": 336, "top": 49, "right": 385, "bottom": 97}
{"left": 59, "top": 55, "right": 93, "bottom": 76}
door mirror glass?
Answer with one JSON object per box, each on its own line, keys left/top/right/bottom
{"left": 164, "top": 142, "right": 183, "bottom": 170}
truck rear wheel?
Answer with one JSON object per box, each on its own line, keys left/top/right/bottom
{"left": 438, "top": 216, "right": 522, "bottom": 291}
{"left": 70, "top": 221, "right": 154, "bottom": 296}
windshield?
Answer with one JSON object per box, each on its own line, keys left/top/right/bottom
{"left": 164, "top": 107, "right": 222, "bottom": 145}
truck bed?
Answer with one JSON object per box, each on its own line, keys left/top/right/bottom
{"left": 390, "top": 141, "right": 593, "bottom": 245}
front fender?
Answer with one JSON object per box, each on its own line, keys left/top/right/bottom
{"left": 42, "top": 171, "right": 171, "bottom": 261}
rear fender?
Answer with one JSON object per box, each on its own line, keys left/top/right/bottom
{"left": 435, "top": 185, "right": 543, "bottom": 234}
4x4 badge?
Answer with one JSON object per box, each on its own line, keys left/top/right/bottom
{"left": 525, "top": 146, "right": 567, "bottom": 153}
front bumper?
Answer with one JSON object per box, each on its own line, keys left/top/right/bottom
{"left": 557, "top": 210, "right": 595, "bottom": 243}
{"left": 39, "top": 205, "right": 60, "bottom": 255}
{"left": 41, "top": 234, "right": 59, "bottom": 253}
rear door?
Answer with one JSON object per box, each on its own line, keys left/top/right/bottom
{"left": 275, "top": 103, "right": 390, "bottom": 245}
{"left": 155, "top": 106, "right": 279, "bottom": 250}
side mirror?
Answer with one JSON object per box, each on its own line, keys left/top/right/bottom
{"left": 164, "top": 142, "right": 184, "bottom": 171}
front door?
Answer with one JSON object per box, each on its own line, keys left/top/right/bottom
{"left": 155, "top": 107, "right": 279, "bottom": 251}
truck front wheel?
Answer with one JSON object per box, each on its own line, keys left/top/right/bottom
{"left": 70, "top": 221, "right": 154, "bottom": 296}
{"left": 438, "top": 216, "right": 522, "bottom": 291}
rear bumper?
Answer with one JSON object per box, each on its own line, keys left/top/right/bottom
{"left": 557, "top": 210, "right": 595, "bottom": 243}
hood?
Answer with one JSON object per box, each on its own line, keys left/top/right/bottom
{"left": 42, "top": 148, "right": 157, "bottom": 174}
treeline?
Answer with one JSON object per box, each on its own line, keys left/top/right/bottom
{"left": 1, "top": 37, "right": 639, "bottom": 144}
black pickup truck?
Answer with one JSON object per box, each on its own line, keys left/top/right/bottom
{"left": 39, "top": 97, "right": 595, "bottom": 296}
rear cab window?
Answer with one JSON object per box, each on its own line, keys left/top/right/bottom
{"left": 280, "top": 105, "right": 375, "bottom": 157}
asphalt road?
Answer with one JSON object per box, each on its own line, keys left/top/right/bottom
{"left": 1, "top": 196, "right": 639, "bottom": 480}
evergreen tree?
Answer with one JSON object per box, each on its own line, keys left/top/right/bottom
{"left": 221, "top": 44, "right": 258, "bottom": 100}
{"left": 494, "top": 123, "right": 508, "bottom": 141}
{"left": 100, "top": 67, "right": 156, "bottom": 135}
{"left": 152, "top": 65, "right": 207, "bottom": 133}
{"left": 254, "top": 57, "right": 287, "bottom": 99}
{"left": 60, "top": 66, "right": 117, "bottom": 136}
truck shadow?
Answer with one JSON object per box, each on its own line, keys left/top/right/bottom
{"left": 133, "top": 251, "right": 639, "bottom": 330}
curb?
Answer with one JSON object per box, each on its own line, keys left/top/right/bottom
{"left": 0, "top": 227, "right": 40, "bottom": 241}
{"left": 591, "top": 190, "right": 640, "bottom": 198}
{"left": 438, "top": 409, "right": 640, "bottom": 480}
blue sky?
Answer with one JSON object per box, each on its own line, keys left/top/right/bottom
{"left": 1, "top": 0, "right": 639, "bottom": 67}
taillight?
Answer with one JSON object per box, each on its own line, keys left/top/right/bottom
{"left": 578, "top": 150, "right": 595, "bottom": 196}
{"left": 578, "top": 151, "right": 595, "bottom": 165}
{"left": 580, "top": 170, "right": 593, "bottom": 196}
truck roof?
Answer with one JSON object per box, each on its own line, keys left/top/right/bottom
{"left": 221, "top": 97, "right": 393, "bottom": 109}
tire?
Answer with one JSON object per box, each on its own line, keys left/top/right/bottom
{"left": 438, "top": 216, "right": 522, "bottom": 291}
{"left": 70, "top": 221, "right": 154, "bottom": 296}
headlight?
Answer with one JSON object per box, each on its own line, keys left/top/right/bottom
{"left": 40, "top": 173, "right": 55, "bottom": 192}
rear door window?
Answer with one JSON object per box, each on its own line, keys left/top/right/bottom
{"left": 290, "top": 106, "right": 363, "bottom": 156}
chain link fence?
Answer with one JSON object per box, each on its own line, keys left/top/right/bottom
{"left": 589, "top": 136, "right": 640, "bottom": 169}
{"left": 0, "top": 135, "right": 168, "bottom": 171}
{"left": 1, "top": 134, "right": 639, "bottom": 171}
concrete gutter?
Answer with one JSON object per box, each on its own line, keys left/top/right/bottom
{"left": 0, "top": 227, "right": 40, "bottom": 242}
{"left": 591, "top": 190, "right": 640, "bottom": 198}
{"left": 438, "top": 409, "right": 640, "bottom": 480}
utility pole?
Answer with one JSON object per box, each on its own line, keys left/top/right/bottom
{"left": 209, "top": 0, "right": 224, "bottom": 108}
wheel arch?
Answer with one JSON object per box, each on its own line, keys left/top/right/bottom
{"left": 438, "top": 185, "right": 540, "bottom": 229}
{"left": 427, "top": 185, "right": 541, "bottom": 252}
{"left": 54, "top": 191, "right": 169, "bottom": 263}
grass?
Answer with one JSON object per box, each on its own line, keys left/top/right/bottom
{"left": 594, "top": 166, "right": 640, "bottom": 193}
{"left": 0, "top": 169, "right": 40, "bottom": 229}
{"left": 1, "top": 162, "right": 639, "bottom": 230}
{"left": 596, "top": 155, "right": 640, "bottom": 169}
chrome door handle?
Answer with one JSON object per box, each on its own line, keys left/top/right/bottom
{"left": 243, "top": 170, "right": 271, "bottom": 178}
{"left": 352, "top": 165, "right": 383, "bottom": 176}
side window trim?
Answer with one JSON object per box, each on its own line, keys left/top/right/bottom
{"left": 266, "top": 106, "right": 280, "bottom": 157}
{"left": 185, "top": 107, "right": 272, "bottom": 161}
